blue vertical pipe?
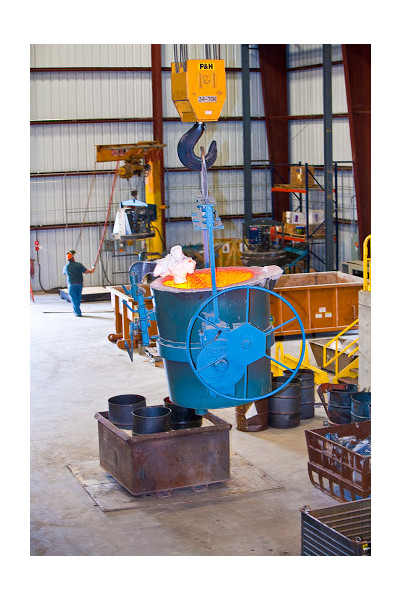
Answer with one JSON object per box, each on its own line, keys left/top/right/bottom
{"left": 323, "top": 44, "right": 334, "bottom": 271}
{"left": 334, "top": 162, "right": 339, "bottom": 270}
{"left": 241, "top": 44, "right": 252, "bottom": 228}
{"left": 305, "top": 162, "right": 310, "bottom": 272}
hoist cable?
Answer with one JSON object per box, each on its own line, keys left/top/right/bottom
{"left": 74, "top": 163, "right": 97, "bottom": 251}
{"left": 93, "top": 161, "right": 120, "bottom": 269}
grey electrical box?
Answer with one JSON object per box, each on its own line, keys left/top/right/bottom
{"left": 102, "top": 239, "right": 114, "bottom": 252}
{"left": 350, "top": 232, "right": 360, "bottom": 261}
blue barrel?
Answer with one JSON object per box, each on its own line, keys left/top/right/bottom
{"left": 351, "top": 392, "right": 371, "bottom": 422}
{"left": 317, "top": 383, "right": 358, "bottom": 424}
{"left": 150, "top": 267, "right": 277, "bottom": 413}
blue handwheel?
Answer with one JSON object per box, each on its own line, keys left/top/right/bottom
{"left": 185, "top": 285, "right": 306, "bottom": 403}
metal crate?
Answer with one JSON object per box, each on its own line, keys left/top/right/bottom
{"left": 94, "top": 411, "right": 231, "bottom": 496}
{"left": 305, "top": 421, "right": 371, "bottom": 502}
{"left": 300, "top": 499, "right": 371, "bottom": 555}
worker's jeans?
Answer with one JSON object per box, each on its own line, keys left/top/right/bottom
{"left": 68, "top": 283, "right": 83, "bottom": 316}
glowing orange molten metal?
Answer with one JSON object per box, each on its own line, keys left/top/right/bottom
{"left": 163, "top": 267, "right": 254, "bottom": 289}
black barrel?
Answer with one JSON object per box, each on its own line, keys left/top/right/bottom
{"left": 317, "top": 384, "right": 358, "bottom": 424}
{"left": 351, "top": 392, "right": 371, "bottom": 423}
{"left": 235, "top": 398, "right": 268, "bottom": 432}
{"left": 268, "top": 376, "right": 301, "bottom": 429}
{"left": 108, "top": 394, "right": 146, "bottom": 427}
{"left": 132, "top": 405, "right": 172, "bottom": 434}
{"left": 284, "top": 369, "right": 315, "bottom": 419}
{"left": 163, "top": 397, "right": 202, "bottom": 430}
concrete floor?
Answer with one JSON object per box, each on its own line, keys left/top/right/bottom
{"left": 30, "top": 291, "right": 340, "bottom": 557}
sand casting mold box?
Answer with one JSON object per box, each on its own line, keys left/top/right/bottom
{"left": 95, "top": 411, "right": 231, "bottom": 496}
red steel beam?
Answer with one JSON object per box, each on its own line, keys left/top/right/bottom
{"left": 258, "top": 44, "right": 289, "bottom": 220}
{"left": 342, "top": 44, "right": 371, "bottom": 246}
{"left": 151, "top": 44, "right": 166, "bottom": 247}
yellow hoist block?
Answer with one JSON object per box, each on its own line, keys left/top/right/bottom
{"left": 171, "top": 59, "right": 226, "bottom": 123}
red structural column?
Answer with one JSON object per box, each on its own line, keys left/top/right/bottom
{"left": 258, "top": 44, "right": 289, "bottom": 220}
{"left": 151, "top": 44, "right": 166, "bottom": 247}
{"left": 342, "top": 44, "right": 371, "bottom": 247}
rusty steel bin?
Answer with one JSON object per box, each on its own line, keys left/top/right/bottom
{"left": 95, "top": 410, "right": 231, "bottom": 496}
{"left": 305, "top": 421, "right": 371, "bottom": 502}
{"left": 270, "top": 271, "right": 362, "bottom": 335}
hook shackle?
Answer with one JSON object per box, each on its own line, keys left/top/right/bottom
{"left": 177, "top": 122, "right": 217, "bottom": 171}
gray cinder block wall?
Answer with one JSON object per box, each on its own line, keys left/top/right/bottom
{"left": 358, "top": 290, "right": 371, "bottom": 391}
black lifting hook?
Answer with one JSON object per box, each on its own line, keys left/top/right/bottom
{"left": 177, "top": 122, "right": 217, "bottom": 171}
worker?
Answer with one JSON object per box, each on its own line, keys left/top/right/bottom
{"left": 62, "top": 250, "right": 95, "bottom": 317}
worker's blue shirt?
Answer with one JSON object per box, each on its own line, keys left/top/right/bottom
{"left": 63, "top": 261, "right": 87, "bottom": 285}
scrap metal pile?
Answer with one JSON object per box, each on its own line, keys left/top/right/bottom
{"left": 324, "top": 433, "right": 371, "bottom": 456}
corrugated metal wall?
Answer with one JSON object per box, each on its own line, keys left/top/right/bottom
{"left": 287, "top": 44, "right": 356, "bottom": 269}
{"left": 30, "top": 43, "right": 357, "bottom": 291}
{"left": 30, "top": 44, "right": 152, "bottom": 68}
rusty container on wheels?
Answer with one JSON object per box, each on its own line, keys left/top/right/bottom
{"left": 95, "top": 411, "right": 232, "bottom": 496}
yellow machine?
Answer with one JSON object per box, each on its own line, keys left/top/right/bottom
{"left": 171, "top": 59, "right": 226, "bottom": 123}
{"left": 171, "top": 46, "right": 226, "bottom": 171}
{"left": 96, "top": 142, "right": 165, "bottom": 256}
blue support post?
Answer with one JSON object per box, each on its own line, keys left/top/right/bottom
{"left": 323, "top": 44, "right": 334, "bottom": 271}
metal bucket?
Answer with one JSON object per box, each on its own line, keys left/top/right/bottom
{"left": 268, "top": 376, "right": 301, "bottom": 429}
{"left": 132, "top": 405, "right": 172, "bottom": 434}
{"left": 163, "top": 397, "right": 202, "bottom": 430}
{"left": 284, "top": 369, "right": 315, "bottom": 419}
{"left": 351, "top": 392, "right": 371, "bottom": 422}
{"left": 235, "top": 398, "right": 268, "bottom": 432}
{"left": 317, "top": 383, "right": 358, "bottom": 424}
{"left": 108, "top": 394, "right": 146, "bottom": 427}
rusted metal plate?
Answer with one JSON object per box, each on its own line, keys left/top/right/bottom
{"left": 95, "top": 411, "right": 231, "bottom": 496}
{"left": 96, "top": 419, "right": 134, "bottom": 493}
